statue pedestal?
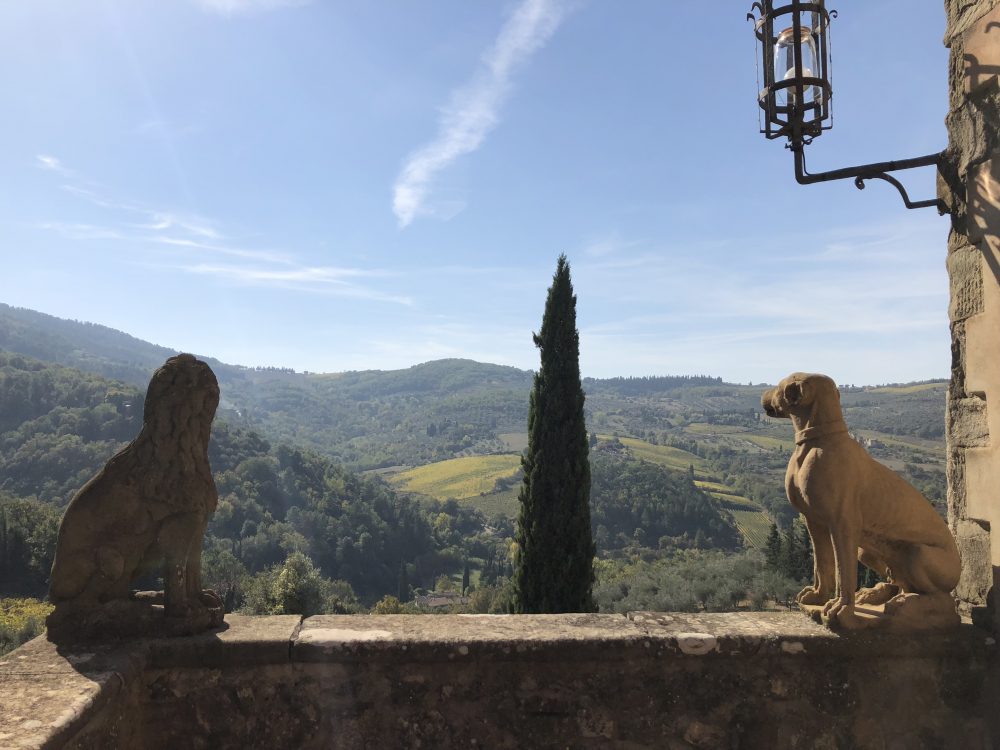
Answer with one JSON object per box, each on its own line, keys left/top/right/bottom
{"left": 46, "top": 591, "right": 224, "bottom": 644}
{"left": 800, "top": 596, "right": 961, "bottom": 632}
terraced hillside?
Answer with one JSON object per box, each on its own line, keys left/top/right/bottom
{"left": 612, "top": 436, "right": 774, "bottom": 549}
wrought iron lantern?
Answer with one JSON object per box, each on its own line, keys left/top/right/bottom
{"left": 748, "top": 0, "right": 944, "bottom": 211}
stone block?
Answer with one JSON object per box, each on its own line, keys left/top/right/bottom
{"left": 948, "top": 450, "right": 969, "bottom": 520}
{"left": 963, "top": 5, "right": 1000, "bottom": 94}
{"left": 955, "top": 519, "right": 994, "bottom": 606}
{"left": 949, "top": 244, "right": 986, "bottom": 320}
{"left": 947, "top": 396, "right": 990, "bottom": 446}
{"left": 146, "top": 614, "right": 302, "bottom": 669}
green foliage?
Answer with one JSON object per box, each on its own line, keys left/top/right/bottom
{"left": 589, "top": 453, "right": 740, "bottom": 552}
{"left": 594, "top": 551, "right": 800, "bottom": 613}
{"left": 241, "top": 552, "right": 360, "bottom": 616}
{"left": 0, "top": 495, "right": 60, "bottom": 596}
{"left": 0, "top": 598, "right": 52, "bottom": 656}
{"left": 762, "top": 516, "right": 814, "bottom": 584}
{"left": 514, "top": 256, "right": 595, "bottom": 614}
{"left": 0, "top": 352, "right": 142, "bottom": 505}
{"left": 371, "top": 595, "right": 409, "bottom": 614}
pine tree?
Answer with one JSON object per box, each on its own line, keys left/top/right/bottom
{"left": 513, "top": 255, "right": 595, "bottom": 613}
{"left": 462, "top": 560, "right": 471, "bottom": 596}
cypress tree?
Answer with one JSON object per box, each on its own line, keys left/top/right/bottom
{"left": 781, "top": 523, "right": 800, "bottom": 581}
{"left": 397, "top": 561, "right": 410, "bottom": 603}
{"left": 764, "top": 523, "right": 782, "bottom": 571}
{"left": 513, "top": 255, "right": 595, "bottom": 613}
{"left": 796, "top": 520, "right": 814, "bottom": 582}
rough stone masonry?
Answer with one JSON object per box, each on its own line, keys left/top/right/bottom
{"left": 942, "top": 0, "right": 1000, "bottom": 628}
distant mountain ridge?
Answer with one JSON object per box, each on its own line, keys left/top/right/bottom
{"left": 0, "top": 302, "right": 946, "bottom": 475}
{"left": 0, "top": 303, "right": 239, "bottom": 387}
{"left": 0, "top": 303, "right": 730, "bottom": 389}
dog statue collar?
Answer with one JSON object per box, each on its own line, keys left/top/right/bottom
{"left": 794, "top": 423, "right": 850, "bottom": 446}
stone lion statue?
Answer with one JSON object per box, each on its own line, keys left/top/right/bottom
{"left": 47, "top": 354, "right": 224, "bottom": 640}
{"left": 761, "top": 372, "right": 961, "bottom": 631}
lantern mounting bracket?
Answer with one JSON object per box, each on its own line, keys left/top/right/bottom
{"left": 789, "top": 142, "right": 945, "bottom": 212}
{"left": 748, "top": 0, "right": 950, "bottom": 214}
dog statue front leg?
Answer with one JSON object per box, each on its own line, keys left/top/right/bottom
{"left": 797, "top": 515, "right": 835, "bottom": 606}
{"left": 158, "top": 512, "right": 200, "bottom": 618}
{"left": 821, "top": 525, "right": 870, "bottom": 630}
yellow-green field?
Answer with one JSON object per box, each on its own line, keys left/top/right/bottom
{"left": 727, "top": 509, "right": 773, "bottom": 548}
{"left": 613, "top": 437, "right": 709, "bottom": 475}
{"left": 389, "top": 454, "right": 521, "bottom": 500}
{"left": 694, "top": 480, "right": 731, "bottom": 493}
{"left": 710, "top": 493, "right": 760, "bottom": 510}
{"left": 698, "top": 483, "right": 772, "bottom": 547}
{"left": 739, "top": 434, "right": 792, "bottom": 451}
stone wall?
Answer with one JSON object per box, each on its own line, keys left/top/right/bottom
{"left": 1, "top": 613, "right": 995, "bottom": 749}
{"left": 942, "top": 0, "right": 1000, "bottom": 627}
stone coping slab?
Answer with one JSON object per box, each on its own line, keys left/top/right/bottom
{"left": 628, "top": 611, "right": 994, "bottom": 658}
{"left": 294, "top": 611, "right": 995, "bottom": 662}
{"left": 0, "top": 612, "right": 994, "bottom": 749}
{"left": 0, "top": 635, "right": 145, "bottom": 750}
{"left": 146, "top": 614, "right": 302, "bottom": 669}
{"left": 293, "top": 613, "right": 646, "bottom": 662}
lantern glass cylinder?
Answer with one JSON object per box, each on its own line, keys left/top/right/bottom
{"left": 773, "top": 25, "right": 820, "bottom": 108}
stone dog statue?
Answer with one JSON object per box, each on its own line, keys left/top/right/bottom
{"left": 47, "top": 354, "right": 224, "bottom": 640}
{"left": 761, "top": 372, "right": 960, "bottom": 630}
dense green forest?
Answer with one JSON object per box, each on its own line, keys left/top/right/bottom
{"left": 590, "top": 450, "right": 740, "bottom": 553}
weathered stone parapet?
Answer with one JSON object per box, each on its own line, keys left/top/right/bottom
{"left": 1, "top": 613, "right": 995, "bottom": 749}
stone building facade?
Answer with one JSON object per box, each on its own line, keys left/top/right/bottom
{"left": 943, "top": 0, "right": 1000, "bottom": 626}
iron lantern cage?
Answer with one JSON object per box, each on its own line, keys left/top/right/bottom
{"left": 750, "top": 0, "right": 834, "bottom": 143}
{"left": 747, "top": 1, "right": 945, "bottom": 212}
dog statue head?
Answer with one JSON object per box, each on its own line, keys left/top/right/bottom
{"left": 761, "top": 372, "right": 841, "bottom": 420}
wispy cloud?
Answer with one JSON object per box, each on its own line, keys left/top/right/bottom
{"left": 37, "top": 222, "right": 127, "bottom": 241}
{"left": 36, "top": 154, "right": 74, "bottom": 177}
{"left": 190, "top": 0, "right": 311, "bottom": 16}
{"left": 182, "top": 263, "right": 412, "bottom": 305}
{"left": 133, "top": 213, "right": 220, "bottom": 240}
{"left": 582, "top": 233, "right": 643, "bottom": 258}
{"left": 36, "top": 154, "right": 408, "bottom": 307}
{"left": 392, "top": 0, "right": 567, "bottom": 227}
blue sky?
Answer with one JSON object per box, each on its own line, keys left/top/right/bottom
{"left": 0, "top": 0, "right": 950, "bottom": 384}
